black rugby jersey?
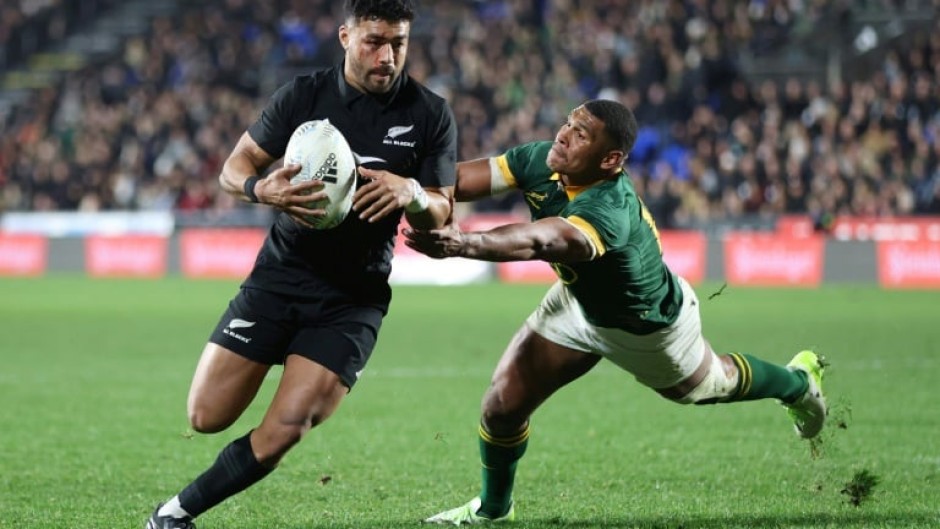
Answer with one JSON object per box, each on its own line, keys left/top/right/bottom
{"left": 243, "top": 64, "right": 457, "bottom": 303}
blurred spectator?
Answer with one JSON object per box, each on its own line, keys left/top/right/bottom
{"left": 0, "top": 0, "right": 938, "bottom": 231}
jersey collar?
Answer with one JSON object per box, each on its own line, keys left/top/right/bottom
{"left": 336, "top": 61, "right": 406, "bottom": 108}
{"left": 552, "top": 169, "right": 626, "bottom": 201}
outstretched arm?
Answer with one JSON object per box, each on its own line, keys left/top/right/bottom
{"left": 453, "top": 158, "right": 503, "bottom": 202}
{"left": 403, "top": 217, "right": 596, "bottom": 263}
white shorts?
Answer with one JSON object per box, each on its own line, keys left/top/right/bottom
{"left": 525, "top": 277, "right": 705, "bottom": 389}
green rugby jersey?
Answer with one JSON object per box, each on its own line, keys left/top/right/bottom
{"left": 495, "top": 141, "right": 683, "bottom": 334}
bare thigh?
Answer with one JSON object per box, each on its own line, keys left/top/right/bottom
{"left": 482, "top": 325, "right": 601, "bottom": 436}
{"left": 187, "top": 342, "right": 271, "bottom": 433}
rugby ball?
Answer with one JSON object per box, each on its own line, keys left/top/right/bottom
{"left": 284, "top": 119, "right": 358, "bottom": 229}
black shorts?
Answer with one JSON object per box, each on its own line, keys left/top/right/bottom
{"left": 209, "top": 286, "right": 385, "bottom": 389}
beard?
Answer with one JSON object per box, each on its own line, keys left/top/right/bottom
{"left": 352, "top": 63, "right": 397, "bottom": 94}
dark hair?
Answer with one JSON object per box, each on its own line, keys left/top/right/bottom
{"left": 583, "top": 99, "right": 638, "bottom": 154}
{"left": 343, "top": 0, "right": 416, "bottom": 23}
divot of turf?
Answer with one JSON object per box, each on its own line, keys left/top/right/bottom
{"left": 841, "top": 469, "right": 880, "bottom": 507}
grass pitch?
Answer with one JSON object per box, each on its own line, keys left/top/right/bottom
{"left": 0, "top": 277, "right": 938, "bottom": 528}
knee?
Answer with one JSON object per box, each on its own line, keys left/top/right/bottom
{"left": 667, "top": 355, "right": 738, "bottom": 405}
{"left": 188, "top": 404, "right": 233, "bottom": 434}
{"left": 662, "top": 388, "right": 716, "bottom": 406}
{"left": 665, "top": 393, "right": 699, "bottom": 406}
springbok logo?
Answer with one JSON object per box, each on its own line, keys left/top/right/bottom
{"left": 524, "top": 191, "right": 547, "bottom": 210}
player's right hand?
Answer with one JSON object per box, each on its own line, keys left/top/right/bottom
{"left": 402, "top": 225, "right": 466, "bottom": 259}
{"left": 255, "top": 164, "right": 328, "bottom": 227}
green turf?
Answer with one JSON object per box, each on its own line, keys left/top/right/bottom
{"left": 1, "top": 277, "right": 938, "bottom": 528}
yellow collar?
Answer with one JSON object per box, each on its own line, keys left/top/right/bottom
{"left": 551, "top": 171, "right": 620, "bottom": 201}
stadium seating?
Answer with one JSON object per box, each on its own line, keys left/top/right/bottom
{"left": 0, "top": 0, "right": 938, "bottom": 228}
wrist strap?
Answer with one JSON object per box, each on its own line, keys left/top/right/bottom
{"left": 243, "top": 175, "right": 261, "bottom": 203}
{"left": 405, "top": 178, "right": 429, "bottom": 213}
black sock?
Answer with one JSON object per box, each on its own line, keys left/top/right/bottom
{"left": 177, "top": 432, "right": 273, "bottom": 518}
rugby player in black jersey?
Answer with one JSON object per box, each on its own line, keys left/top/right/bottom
{"left": 146, "top": 1, "right": 455, "bottom": 527}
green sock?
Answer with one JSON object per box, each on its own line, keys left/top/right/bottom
{"left": 478, "top": 423, "right": 528, "bottom": 518}
{"left": 728, "top": 353, "right": 808, "bottom": 403}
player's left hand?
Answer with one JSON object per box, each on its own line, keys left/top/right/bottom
{"left": 353, "top": 167, "right": 413, "bottom": 222}
{"left": 402, "top": 225, "right": 465, "bottom": 259}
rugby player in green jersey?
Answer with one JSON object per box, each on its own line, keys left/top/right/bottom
{"left": 404, "top": 99, "right": 827, "bottom": 525}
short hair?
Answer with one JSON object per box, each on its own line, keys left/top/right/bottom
{"left": 583, "top": 99, "right": 638, "bottom": 154}
{"left": 343, "top": 0, "right": 416, "bottom": 23}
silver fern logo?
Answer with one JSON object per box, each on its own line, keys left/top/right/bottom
{"left": 223, "top": 318, "right": 255, "bottom": 343}
{"left": 383, "top": 124, "right": 416, "bottom": 147}
{"left": 385, "top": 125, "right": 413, "bottom": 139}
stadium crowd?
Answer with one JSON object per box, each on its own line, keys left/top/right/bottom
{"left": 1, "top": 0, "right": 939, "bottom": 229}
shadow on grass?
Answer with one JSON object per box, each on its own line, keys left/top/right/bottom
{"left": 298, "top": 511, "right": 940, "bottom": 529}
{"left": 525, "top": 511, "right": 940, "bottom": 529}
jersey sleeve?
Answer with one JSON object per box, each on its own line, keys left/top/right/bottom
{"left": 416, "top": 100, "right": 457, "bottom": 187}
{"left": 247, "top": 78, "right": 303, "bottom": 159}
{"left": 565, "top": 193, "right": 632, "bottom": 258}
{"left": 564, "top": 215, "right": 608, "bottom": 257}
{"left": 498, "top": 141, "right": 553, "bottom": 191}
{"left": 491, "top": 154, "right": 519, "bottom": 191}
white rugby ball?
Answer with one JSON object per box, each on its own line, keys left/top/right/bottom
{"left": 284, "top": 119, "right": 358, "bottom": 229}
